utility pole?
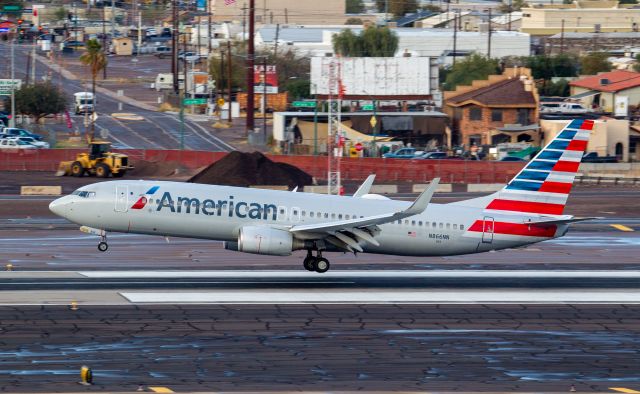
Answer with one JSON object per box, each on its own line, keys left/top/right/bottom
{"left": 246, "top": 0, "right": 255, "bottom": 135}
{"left": 242, "top": 3, "right": 246, "bottom": 39}
{"left": 111, "top": 0, "right": 115, "bottom": 36}
{"left": 10, "top": 37, "right": 16, "bottom": 128}
{"left": 172, "top": 0, "right": 179, "bottom": 94}
{"left": 487, "top": 8, "right": 492, "bottom": 59}
{"left": 508, "top": 0, "right": 512, "bottom": 31}
{"left": 560, "top": 19, "right": 565, "bottom": 55}
{"left": 262, "top": 56, "right": 267, "bottom": 142}
{"left": 227, "top": 40, "right": 232, "bottom": 122}
{"left": 30, "top": 33, "right": 36, "bottom": 85}
{"left": 207, "top": 11, "right": 212, "bottom": 53}
{"left": 274, "top": 23, "right": 279, "bottom": 55}
{"left": 452, "top": 10, "right": 458, "bottom": 65}
{"left": 102, "top": 5, "right": 107, "bottom": 79}
{"left": 384, "top": 0, "right": 388, "bottom": 25}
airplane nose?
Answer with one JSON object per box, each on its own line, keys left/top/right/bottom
{"left": 49, "top": 197, "right": 68, "bottom": 217}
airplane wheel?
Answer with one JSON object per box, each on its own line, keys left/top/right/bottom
{"left": 315, "top": 258, "right": 330, "bottom": 273}
{"left": 98, "top": 242, "right": 108, "bottom": 252}
{"left": 303, "top": 256, "right": 316, "bottom": 271}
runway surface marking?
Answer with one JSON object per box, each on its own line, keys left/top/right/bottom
{"left": 611, "top": 224, "right": 635, "bottom": 232}
{"left": 76, "top": 270, "right": 640, "bottom": 278}
{"left": 148, "top": 387, "right": 174, "bottom": 393}
{"left": 610, "top": 388, "right": 640, "bottom": 393}
{"left": 120, "top": 289, "right": 640, "bottom": 304}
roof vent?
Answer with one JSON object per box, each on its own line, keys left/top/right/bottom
{"left": 600, "top": 78, "right": 610, "bottom": 85}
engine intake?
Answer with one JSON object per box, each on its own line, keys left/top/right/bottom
{"left": 237, "top": 226, "right": 297, "bottom": 256}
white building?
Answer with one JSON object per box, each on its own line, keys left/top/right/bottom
{"left": 256, "top": 25, "right": 531, "bottom": 64}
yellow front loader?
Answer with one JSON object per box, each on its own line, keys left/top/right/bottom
{"left": 56, "top": 141, "right": 133, "bottom": 178}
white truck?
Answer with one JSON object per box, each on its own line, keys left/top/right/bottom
{"left": 154, "top": 73, "right": 184, "bottom": 91}
{"left": 74, "top": 92, "right": 95, "bottom": 115}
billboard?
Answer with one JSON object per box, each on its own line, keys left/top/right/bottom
{"left": 310, "top": 57, "right": 432, "bottom": 96}
{"left": 254, "top": 65, "right": 278, "bottom": 94}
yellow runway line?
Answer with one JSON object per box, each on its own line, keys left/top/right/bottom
{"left": 610, "top": 224, "right": 634, "bottom": 232}
{"left": 148, "top": 387, "right": 174, "bottom": 393}
{"left": 610, "top": 388, "right": 640, "bottom": 393}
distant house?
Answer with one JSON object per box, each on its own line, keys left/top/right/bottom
{"left": 415, "top": 11, "right": 480, "bottom": 31}
{"left": 569, "top": 70, "right": 640, "bottom": 113}
{"left": 491, "top": 11, "right": 522, "bottom": 31}
{"left": 444, "top": 68, "right": 540, "bottom": 146}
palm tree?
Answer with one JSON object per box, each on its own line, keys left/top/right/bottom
{"left": 79, "top": 39, "right": 107, "bottom": 139}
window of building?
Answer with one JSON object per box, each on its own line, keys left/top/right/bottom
{"left": 469, "top": 106, "right": 482, "bottom": 120}
{"left": 491, "top": 109, "right": 502, "bottom": 122}
{"left": 517, "top": 108, "right": 531, "bottom": 125}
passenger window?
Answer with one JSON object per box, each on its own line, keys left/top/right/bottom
{"left": 331, "top": 213, "right": 336, "bottom": 219}
{"left": 310, "top": 212, "right": 314, "bottom": 218}
{"left": 293, "top": 210, "right": 298, "bottom": 216}
{"left": 411, "top": 220, "right": 416, "bottom": 226}
{"left": 439, "top": 223, "right": 443, "bottom": 229}
{"left": 446, "top": 223, "right": 450, "bottom": 229}
{"left": 404, "top": 220, "right": 409, "bottom": 225}
{"left": 460, "top": 224, "right": 465, "bottom": 231}
{"left": 345, "top": 215, "right": 350, "bottom": 220}
{"left": 338, "top": 214, "right": 343, "bottom": 219}
{"left": 324, "top": 213, "right": 329, "bottom": 218}
{"left": 453, "top": 224, "right": 458, "bottom": 230}
{"left": 302, "top": 211, "right": 306, "bottom": 217}
{"left": 432, "top": 222, "right": 436, "bottom": 228}
{"left": 419, "top": 221, "right": 423, "bottom": 226}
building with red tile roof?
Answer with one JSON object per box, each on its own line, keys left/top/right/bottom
{"left": 569, "top": 70, "right": 640, "bottom": 113}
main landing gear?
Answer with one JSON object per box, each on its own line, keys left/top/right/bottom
{"left": 97, "top": 233, "right": 108, "bottom": 252}
{"left": 303, "top": 250, "right": 330, "bottom": 273}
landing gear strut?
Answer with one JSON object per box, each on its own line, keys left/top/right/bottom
{"left": 302, "top": 250, "right": 330, "bottom": 273}
{"left": 97, "top": 234, "right": 108, "bottom": 252}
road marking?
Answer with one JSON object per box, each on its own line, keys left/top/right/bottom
{"left": 610, "top": 388, "right": 640, "bottom": 393}
{"left": 611, "top": 224, "right": 634, "bottom": 232}
{"left": 148, "top": 387, "right": 174, "bottom": 393}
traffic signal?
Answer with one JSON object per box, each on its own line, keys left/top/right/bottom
{"left": 17, "top": 19, "right": 23, "bottom": 26}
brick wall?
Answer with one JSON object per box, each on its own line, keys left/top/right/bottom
{"left": 458, "top": 106, "right": 527, "bottom": 145}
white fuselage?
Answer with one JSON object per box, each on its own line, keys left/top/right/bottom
{"left": 49, "top": 180, "right": 566, "bottom": 257}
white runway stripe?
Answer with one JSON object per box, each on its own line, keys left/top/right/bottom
{"left": 120, "top": 290, "right": 640, "bottom": 304}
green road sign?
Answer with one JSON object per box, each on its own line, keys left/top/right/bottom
{"left": 183, "top": 98, "right": 207, "bottom": 105}
{"left": 291, "top": 101, "right": 316, "bottom": 108}
{"left": 2, "top": 5, "right": 21, "bottom": 11}
{"left": 0, "top": 79, "right": 21, "bottom": 96}
{"left": 361, "top": 104, "right": 374, "bottom": 111}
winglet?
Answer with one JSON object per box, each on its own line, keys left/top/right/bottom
{"left": 353, "top": 174, "right": 376, "bottom": 197}
{"left": 403, "top": 178, "right": 440, "bottom": 216}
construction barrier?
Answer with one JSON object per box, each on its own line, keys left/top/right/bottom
{"left": 0, "top": 149, "right": 525, "bottom": 184}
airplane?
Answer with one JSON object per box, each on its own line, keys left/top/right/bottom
{"left": 49, "top": 118, "right": 594, "bottom": 273}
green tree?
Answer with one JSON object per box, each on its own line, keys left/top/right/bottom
{"left": 332, "top": 26, "right": 398, "bottom": 56}
{"left": 580, "top": 52, "right": 612, "bottom": 75}
{"left": 443, "top": 53, "right": 500, "bottom": 91}
{"left": 208, "top": 52, "right": 246, "bottom": 92}
{"left": 619, "top": 0, "right": 638, "bottom": 4}
{"left": 376, "top": 0, "right": 418, "bottom": 17}
{"left": 513, "top": 54, "right": 578, "bottom": 80}
{"left": 539, "top": 79, "right": 570, "bottom": 96}
{"left": 79, "top": 39, "right": 107, "bottom": 137}
{"left": 345, "top": 17, "right": 363, "bottom": 25}
{"left": 285, "top": 79, "right": 311, "bottom": 100}
{"left": 5, "top": 82, "right": 67, "bottom": 122}
{"left": 53, "top": 6, "right": 67, "bottom": 21}
{"left": 422, "top": 4, "right": 442, "bottom": 12}
{"left": 346, "top": 0, "right": 364, "bottom": 13}
{"left": 634, "top": 54, "right": 640, "bottom": 72}
{"left": 498, "top": 0, "right": 527, "bottom": 13}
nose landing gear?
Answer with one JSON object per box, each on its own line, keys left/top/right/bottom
{"left": 302, "top": 250, "right": 330, "bottom": 273}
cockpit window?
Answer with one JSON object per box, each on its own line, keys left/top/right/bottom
{"left": 72, "top": 190, "right": 96, "bottom": 198}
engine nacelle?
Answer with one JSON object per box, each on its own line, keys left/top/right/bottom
{"left": 237, "top": 226, "right": 295, "bottom": 256}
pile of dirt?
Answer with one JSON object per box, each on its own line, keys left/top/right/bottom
{"left": 188, "top": 151, "right": 312, "bottom": 188}
{"left": 130, "top": 160, "right": 190, "bottom": 178}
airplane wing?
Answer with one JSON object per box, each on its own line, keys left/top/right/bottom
{"left": 290, "top": 178, "right": 440, "bottom": 252}
{"left": 352, "top": 174, "right": 376, "bottom": 197}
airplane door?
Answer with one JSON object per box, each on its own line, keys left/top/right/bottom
{"left": 482, "top": 216, "right": 494, "bottom": 243}
{"left": 115, "top": 186, "right": 128, "bottom": 212}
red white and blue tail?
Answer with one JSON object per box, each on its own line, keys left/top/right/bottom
{"left": 484, "top": 118, "right": 593, "bottom": 216}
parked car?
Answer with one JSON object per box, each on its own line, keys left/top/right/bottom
{"left": 499, "top": 156, "right": 527, "bottom": 162}
{"left": 541, "top": 101, "right": 591, "bottom": 114}
{"left": 418, "top": 151, "right": 448, "bottom": 160}
{"left": 382, "top": 147, "right": 424, "bottom": 159}
{"left": 582, "top": 152, "right": 618, "bottom": 163}
{"left": 3, "top": 136, "right": 49, "bottom": 148}
{"left": 0, "top": 127, "right": 43, "bottom": 140}
{"left": 0, "top": 138, "right": 38, "bottom": 150}
{"left": 154, "top": 46, "right": 172, "bottom": 58}
{"left": 178, "top": 51, "right": 201, "bottom": 63}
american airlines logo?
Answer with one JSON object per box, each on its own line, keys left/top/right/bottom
{"left": 131, "top": 186, "right": 160, "bottom": 210}
{"left": 154, "top": 191, "right": 278, "bottom": 221}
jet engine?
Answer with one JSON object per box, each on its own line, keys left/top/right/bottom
{"left": 230, "top": 226, "right": 301, "bottom": 256}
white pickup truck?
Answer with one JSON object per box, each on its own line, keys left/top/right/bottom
{"left": 541, "top": 102, "right": 591, "bottom": 114}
